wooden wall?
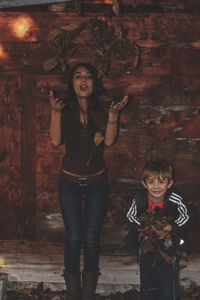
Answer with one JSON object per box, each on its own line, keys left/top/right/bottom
{"left": 0, "top": 0, "right": 200, "bottom": 251}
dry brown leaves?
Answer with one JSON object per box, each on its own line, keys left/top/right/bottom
{"left": 6, "top": 282, "right": 200, "bottom": 300}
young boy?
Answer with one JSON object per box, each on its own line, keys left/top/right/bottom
{"left": 126, "top": 160, "right": 193, "bottom": 300}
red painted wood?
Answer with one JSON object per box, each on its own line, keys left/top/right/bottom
{"left": 0, "top": 10, "right": 199, "bottom": 249}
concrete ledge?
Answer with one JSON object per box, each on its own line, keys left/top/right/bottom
{"left": 0, "top": 273, "right": 8, "bottom": 300}
{"left": 2, "top": 257, "right": 200, "bottom": 295}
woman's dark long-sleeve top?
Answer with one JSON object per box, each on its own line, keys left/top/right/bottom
{"left": 126, "top": 187, "right": 193, "bottom": 251}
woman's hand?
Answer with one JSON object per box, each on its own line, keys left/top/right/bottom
{"left": 49, "top": 90, "right": 65, "bottom": 112}
{"left": 109, "top": 95, "right": 129, "bottom": 113}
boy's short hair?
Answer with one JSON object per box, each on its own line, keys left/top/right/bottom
{"left": 142, "top": 160, "right": 173, "bottom": 182}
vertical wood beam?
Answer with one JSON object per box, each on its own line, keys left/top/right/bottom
{"left": 21, "top": 75, "right": 36, "bottom": 239}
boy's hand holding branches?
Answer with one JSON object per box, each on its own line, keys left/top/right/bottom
{"left": 137, "top": 209, "right": 176, "bottom": 266}
{"left": 151, "top": 223, "right": 172, "bottom": 239}
{"left": 138, "top": 208, "right": 172, "bottom": 238}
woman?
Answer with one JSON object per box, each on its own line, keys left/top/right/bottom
{"left": 49, "top": 62, "right": 128, "bottom": 300}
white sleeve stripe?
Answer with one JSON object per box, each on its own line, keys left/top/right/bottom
{"left": 169, "top": 193, "right": 188, "bottom": 225}
{"left": 171, "top": 192, "right": 182, "bottom": 200}
{"left": 169, "top": 193, "right": 190, "bottom": 227}
{"left": 129, "top": 216, "right": 141, "bottom": 225}
{"left": 127, "top": 200, "right": 136, "bottom": 218}
{"left": 173, "top": 204, "right": 187, "bottom": 225}
{"left": 177, "top": 215, "right": 189, "bottom": 226}
{"left": 127, "top": 199, "right": 141, "bottom": 225}
{"left": 171, "top": 197, "right": 188, "bottom": 219}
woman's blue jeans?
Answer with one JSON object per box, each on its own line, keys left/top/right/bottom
{"left": 59, "top": 174, "right": 108, "bottom": 272}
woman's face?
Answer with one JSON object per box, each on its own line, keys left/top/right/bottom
{"left": 72, "top": 66, "right": 94, "bottom": 100}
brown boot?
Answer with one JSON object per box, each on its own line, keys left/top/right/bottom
{"left": 63, "top": 271, "right": 82, "bottom": 300}
{"left": 82, "top": 271, "right": 99, "bottom": 300}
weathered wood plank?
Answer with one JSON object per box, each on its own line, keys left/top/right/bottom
{"left": 141, "top": 47, "right": 200, "bottom": 77}
{"left": 0, "top": 7, "right": 199, "bottom": 249}
{"left": 36, "top": 104, "right": 200, "bottom": 144}
{"left": 0, "top": 13, "right": 199, "bottom": 49}
{"left": 21, "top": 75, "right": 37, "bottom": 239}
{"left": 107, "top": 76, "right": 200, "bottom": 106}
{"left": 0, "top": 75, "right": 22, "bottom": 238}
{"left": 10, "top": 72, "right": 200, "bottom": 108}
{"left": 34, "top": 103, "right": 200, "bottom": 240}
{"left": 1, "top": 43, "right": 200, "bottom": 78}
{"left": 0, "top": 60, "right": 200, "bottom": 106}
{"left": 25, "top": 73, "right": 200, "bottom": 241}
{"left": 1, "top": 0, "right": 199, "bottom": 13}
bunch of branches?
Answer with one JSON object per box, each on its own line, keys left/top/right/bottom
{"left": 44, "top": 17, "right": 140, "bottom": 74}
{"left": 138, "top": 209, "right": 179, "bottom": 267}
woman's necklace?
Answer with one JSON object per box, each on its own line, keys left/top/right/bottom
{"left": 79, "top": 107, "right": 88, "bottom": 128}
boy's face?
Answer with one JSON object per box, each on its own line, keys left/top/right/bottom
{"left": 142, "top": 175, "right": 173, "bottom": 199}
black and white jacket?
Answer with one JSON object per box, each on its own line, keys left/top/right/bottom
{"left": 126, "top": 187, "right": 193, "bottom": 250}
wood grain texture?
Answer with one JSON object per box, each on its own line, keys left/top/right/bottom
{"left": 0, "top": 10, "right": 199, "bottom": 250}
{"left": 0, "top": 75, "right": 22, "bottom": 238}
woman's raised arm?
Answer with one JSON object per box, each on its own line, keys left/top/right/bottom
{"left": 49, "top": 90, "right": 65, "bottom": 146}
{"left": 104, "top": 95, "right": 128, "bottom": 146}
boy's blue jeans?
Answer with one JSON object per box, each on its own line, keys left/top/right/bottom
{"left": 58, "top": 174, "right": 108, "bottom": 272}
{"left": 140, "top": 251, "right": 178, "bottom": 300}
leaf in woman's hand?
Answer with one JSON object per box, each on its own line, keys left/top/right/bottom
{"left": 94, "top": 132, "right": 105, "bottom": 146}
{"left": 112, "top": 0, "right": 120, "bottom": 16}
{"left": 43, "top": 57, "right": 59, "bottom": 72}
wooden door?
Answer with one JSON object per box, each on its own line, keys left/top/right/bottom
{"left": 0, "top": 74, "right": 66, "bottom": 240}
{"left": 33, "top": 74, "right": 66, "bottom": 241}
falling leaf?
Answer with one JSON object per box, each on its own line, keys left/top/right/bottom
{"left": 133, "top": 45, "right": 141, "bottom": 68}
{"left": 112, "top": 0, "right": 120, "bottom": 16}
{"left": 47, "top": 28, "right": 62, "bottom": 41}
{"left": 99, "top": 95, "right": 113, "bottom": 103}
{"left": 97, "top": 70, "right": 105, "bottom": 80}
{"left": 94, "top": 132, "right": 105, "bottom": 146}
{"left": 48, "top": 4, "right": 65, "bottom": 11}
{"left": 60, "top": 23, "right": 79, "bottom": 31}
{"left": 74, "top": 0, "right": 83, "bottom": 16}
{"left": 94, "top": 49, "right": 104, "bottom": 56}
{"left": 86, "top": 132, "right": 105, "bottom": 167}
{"left": 43, "top": 57, "right": 59, "bottom": 72}
{"left": 45, "top": 18, "right": 141, "bottom": 76}
{"left": 115, "top": 24, "right": 123, "bottom": 40}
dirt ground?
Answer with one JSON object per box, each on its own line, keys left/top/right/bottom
{"left": 6, "top": 281, "right": 200, "bottom": 300}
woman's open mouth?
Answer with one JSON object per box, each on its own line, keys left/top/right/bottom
{"left": 80, "top": 84, "right": 87, "bottom": 91}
